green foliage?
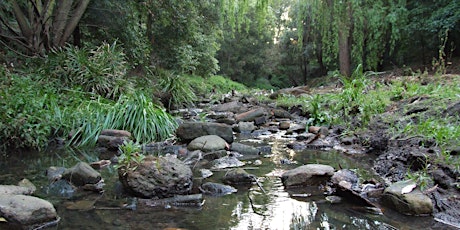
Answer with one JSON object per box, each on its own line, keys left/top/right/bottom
{"left": 307, "top": 94, "right": 332, "bottom": 126}
{"left": 81, "top": 1, "right": 151, "bottom": 67}
{"left": 70, "top": 93, "right": 178, "bottom": 147}
{"left": 405, "top": 156, "right": 433, "bottom": 191}
{"left": 156, "top": 69, "right": 197, "bottom": 110}
{"left": 185, "top": 75, "right": 248, "bottom": 96}
{"left": 332, "top": 65, "right": 387, "bottom": 126}
{"left": 0, "top": 67, "right": 75, "bottom": 150}
{"left": 117, "top": 140, "right": 145, "bottom": 172}
{"left": 143, "top": 0, "right": 221, "bottom": 76}
{"left": 44, "top": 42, "right": 131, "bottom": 99}
{"left": 218, "top": 2, "right": 279, "bottom": 88}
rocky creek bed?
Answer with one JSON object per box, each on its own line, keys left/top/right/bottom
{"left": 1, "top": 83, "right": 460, "bottom": 229}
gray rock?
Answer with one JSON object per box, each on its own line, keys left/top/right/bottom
{"left": 234, "top": 121, "right": 255, "bottom": 133}
{"left": 271, "top": 109, "right": 292, "bottom": 119}
{"left": 200, "top": 182, "right": 237, "bottom": 196}
{"left": 331, "top": 169, "right": 359, "bottom": 190}
{"left": 254, "top": 115, "right": 268, "bottom": 126}
{"left": 269, "top": 86, "right": 310, "bottom": 99}
{"left": 200, "top": 169, "right": 213, "bottom": 178}
{"left": 230, "top": 142, "right": 260, "bottom": 156}
{"left": 100, "top": 129, "right": 131, "bottom": 137}
{"left": 235, "top": 108, "right": 266, "bottom": 122}
{"left": 281, "top": 164, "right": 335, "bottom": 187}
{"left": 46, "top": 166, "right": 66, "bottom": 182}
{"left": 187, "top": 135, "right": 227, "bottom": 152}
{"left": 222, "top": 168, "right": 256, "bottom": 185}
{"left": 97, "top": 135, "right": 130, "bottom": 150}
{"left": 0, "top": 194, "right": 58, "bottom": 228}
{"left": 288, "top": 123, "right": 307, "bottom": 133}
{"left": 176, "top": 122, "right": 234, "bottom": 144}
{"left": 62, "top": 162, "right": 102, "bottom": 186}
{"left": 383, "top": 180, "right": 433, "bottom": 215}
{"left": 279, "top": 121, "right": 291, "bottom": 130}
{"left": 119, "top": 155, "right": 193, "bottom": 198}
{"left": 0, "top": 185, "right": 35, "bottom": 196}
{"left": 202, "top": 150, "right": 228, "bottom": 160}
{"left": 210, "top": 156, "right": 245, "bottom": 170}
{"left": 212, "top": 101, "right": 243, "bottom": 113}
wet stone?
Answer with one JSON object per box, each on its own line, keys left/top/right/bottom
{"left": 222, "top": 168, "right": 256, "bottom": 185}
{"left": 281, "top": 164, "right": 335, "bottom": 187}
{"left": 383, "top": 180, "right": 433, "bottom": 216}
{"left": 210, "top": 156, "right": 245, "bottom": 170}
{"left": 200, "top": 182, "right": 237, "bottom": 196}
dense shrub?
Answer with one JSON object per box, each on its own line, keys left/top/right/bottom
{"left": 0, "top": 68, "right": 64, "bottom": 150}
{"left": 43, "top": 42, "right": 131, "bottom": 99}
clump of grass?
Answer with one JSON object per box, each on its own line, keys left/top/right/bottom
{"left": 44, "top": 42, "right": 131, "bottom": 99}
{"left": 69, "top": 93, "right": 178, "bottom": 147}
{"left": 185, "top": 74, "right": 248, "bottom": 96}
{"left": 157, "top": 70, "right": 197, "bottom": 110}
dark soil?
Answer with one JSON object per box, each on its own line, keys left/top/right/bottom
{"left": 352, "top": 86, "right": 460, "bottom": 228}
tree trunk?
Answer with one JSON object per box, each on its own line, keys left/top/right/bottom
{"left": 338, "top": 29, "right": 351, "bottom": 77}
{"left": 58, "top": 0, "right": 90, "bottom": 47}
{"left": 338, "top": 1, "right": 353, "bottom": 77}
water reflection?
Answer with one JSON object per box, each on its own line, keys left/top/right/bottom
{"left": 0, "top": 139, "right": 451, "bottom": 229}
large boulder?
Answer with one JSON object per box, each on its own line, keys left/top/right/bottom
{"left": 119, "top": 155, "right": 193, "bottom": 198}
{"left": 382, "top": 180, "right": 433, "bottom": 215}
{"left": 0, "top": 194, "right": 59, "bottom": 229}
{"left": 176, "top": 122, "right": 234, "bottom": 144}
{"left": 187, "top": 135, "right": 227, "bottom": 152}
{"left": 281, "top": 164, "right": 335, "bottom": 187}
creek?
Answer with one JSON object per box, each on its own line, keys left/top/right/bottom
{"left": 0, "top": 133, "right": 448, "bottom": 230}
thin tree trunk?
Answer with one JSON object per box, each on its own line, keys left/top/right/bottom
{"left": 58, "top": 0, "right": 90, "bottom": 47}
{"left": 338, "top": 1, "right": 352, "bottom": 77}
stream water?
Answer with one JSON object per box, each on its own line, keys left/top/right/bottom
{"left": 0, "top": 135, "right": 450, "bottom": 230}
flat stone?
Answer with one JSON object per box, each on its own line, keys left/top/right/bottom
{"left": 281, "top": 164, "right": 335, "bottom": 187}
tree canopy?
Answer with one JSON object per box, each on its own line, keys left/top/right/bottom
{"left": 1, "top": 0, "right": 459, "bottom": 84}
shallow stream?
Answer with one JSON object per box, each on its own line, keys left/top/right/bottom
{"left": 0, "top": 135, "right": 451, "bottom": 229}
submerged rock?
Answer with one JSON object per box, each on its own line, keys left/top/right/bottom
{"left": 383, "top": 180, "right": 433, "bottom": 216}
{"left": 140, "top": 194, "right": 204, "bottom": 208}
{"left": 119, "top": 155, "right": 193, "bottom": 199}
{"left": 200, "top": 182, "right": 237, "bottom": 196}
{"left": 45, "top": 179, "right": 75, "bottom": 198}
{"left": 210, "top": 156, "right": 245, "bottom": 170}
{"left": 281, "top": 164, "right": 335, "bottom": 187}
{"left": 230, "top": 142, "right": 260, "bottom": 156}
